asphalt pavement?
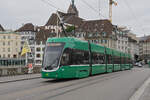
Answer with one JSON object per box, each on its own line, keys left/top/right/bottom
{"left": 0, "top": 74, "right": 41, "bottom": 83}
{"left": 0, "top": 67, "right": 150, "bottom": 100}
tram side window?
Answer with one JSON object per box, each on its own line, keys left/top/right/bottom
{"left": 92, "top": 52, "right": 105, "bottom": 64}
{"left": 120, "top": 57, "right": 123, "bottom": 64}
{"left": 113, "top": 56, "right": 116, "bottom": 64}
{"left": 126, "top": 58, "right": 128, "bottom": 64}
{"left": 71, "top": 49, "right": 89, "bottom": 65}
{"left": 126, "top": 58, "right": 130, "bottom": 64}
{"left": 113, "top": 56, "right": 120, "bottom": 64}
{"left": 128, "top": 58, "right": 131, "bottom": 64}
{"left": 118, "top": 56, "right": 121, "bottom": 64}
{"left": 106, "top": 55, "right": 112, "bottom": 64}
{"left": 124, "top": 57, "right": 127, "bottom": 64}
{"left": 60, "top": 48, "right": 71, "bottom": 66}
{"left": 60, "top": 48, "right": 89, "bottom": 66}
{"left": 123, "top": 57, "right": 126, "bottom": 64}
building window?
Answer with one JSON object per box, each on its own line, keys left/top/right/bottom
{"left": 8, "top": 54, "right": 10, "bottom": 58}
{"left": 42, "top": 48, "right": 45, "bottom": 52}
{"left": 3, "top": 54, "right": 5, "bottom": 58}
{"left": 36, "top": 54, "right": 41, "bottom": 58}
{"left": 8, "top": 48, "right": 10, "bottom": 52}
{"left": 36, "top": 48, "right": 41, "bottom": 52}
{"left": 105, "top": 40, "right": 107, "bottom": 43}
{"left": 102, "top": 32, "right": 106, "bottom": 37}
{"left": 3, "top": 36, "right": 6, "bottom": 39}
{"left": 101, "top": 40, "right": 103, "bottom": 43}
{"left": 13, "top": 55, "right": 17, "bottom": 58}
{"left": 3, "top": 42, "right": 5, "bottom": 46}
{"left": 16, "top": 42, "right": 18, "bottom": 46}
{"left": 8, "top": 41, "right": 10, "bottom": 45}
{"left": 36, "top": 60, "right": 42, "bottom": 64}
{"left": 16, "top": 48, "right": 18, "bottom": 52}
{"left": 8, "top": 36, "right": 10, "bottom": 39}
{"left": 101, "top": 39, "right": 107, "bottom": 44}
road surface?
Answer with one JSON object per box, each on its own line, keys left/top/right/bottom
{"left": 0, "top": 67, "right": 150, "bottom": 100}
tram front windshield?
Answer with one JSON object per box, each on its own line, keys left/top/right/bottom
{"left": 43, "top": 43, "right": 65, "bottom": 70}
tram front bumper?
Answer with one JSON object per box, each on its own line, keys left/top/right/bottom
{"left": 41, "top": 71, "right": 60, "bottom": 79}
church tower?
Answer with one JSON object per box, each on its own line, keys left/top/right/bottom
{"left": 67, "top": 0, "right": 79, "bottom": 16}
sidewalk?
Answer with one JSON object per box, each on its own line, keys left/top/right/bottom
{"left": 139, "top": 82, "right": 150, "bottom": 100}
{"left": 143, "top": 64, "right": 149, "bottom": 68}
{"left": 0, "top": 74, "right": 41, "bottom": 83}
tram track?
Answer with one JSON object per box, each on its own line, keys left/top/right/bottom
{"left": 0, "top": 68, "right": 148, "bottom": 100}
{"left": 15, "top": 69, "right": 135, "bottom": 100}
{"left": 1, "top": 68, "right": 145, "bottom": 100}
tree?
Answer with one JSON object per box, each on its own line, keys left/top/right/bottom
{"left": 65, "top": 26, "right": 75, "bottom": 33}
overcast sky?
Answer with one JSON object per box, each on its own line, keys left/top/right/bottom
{"left": 0, "top": 0, "right": 150, "bottom": 37}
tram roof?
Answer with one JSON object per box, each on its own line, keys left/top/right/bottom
{"left": 47, "top": 37, "right": 87, "bottom": 43}
{"left": 47, "top": 37, "right": 131, "bottom": 58}
{"left": 47, "top": 37, "right": 89, "bottom": 51}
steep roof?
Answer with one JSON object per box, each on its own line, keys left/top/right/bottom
{"left": 67, "top": 4, "right": 79, "bottom": 16}
{"left": 16, "top": 23, "right": 35, "bottom": 32}
{"left": 45, "top": 11, "right": 83, "bottom": 27}
{"left": 78, "top": 20, "right": 113, "bottom": 36}
{"left": 45, "top": 13, "right": 58, "bottom": 26}
{"left": 45, "top": 2, "right": 80, "bottom": 27}
{"left": 35, "top": 28, "right": 56, "bottom": 44}
{"left": 0, "top": 24, "right": 5, "bottom": 31}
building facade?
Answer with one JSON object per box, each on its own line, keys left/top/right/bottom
{"left": 113, "top": 26, "right": 128, "bottom": 53}
{"left": 76, "top": 20, "right": 116, "bottom": 49}
{"left": 16, "top": 23, "right": 36, "bottom": 63}
{"left": 139, "top": 36, "right": 150, "bottom": 62}
{"left": 128, "top": 37, "right": 139, "bottom": 60}
{"left": 34, "top": 28, "right": 54, "bottom": 66}
{"left": 116, "top": 34, "right": 128, "bottom": 53}
{"left": 127, "top": 33, "right": 139, "bottom": 60}
{"left": 0, "top": 31, "right": 21, "bottom": 58}
{"left": 34, "top": 42, "right": 45, "bottom": 66}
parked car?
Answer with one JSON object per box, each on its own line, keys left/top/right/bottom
{"left": 134, "top": 62, "right": 142, "bottom": 67}
{"left": 138, "top": 63, "right": 142, "bottom": 67}
{"left": 134, "top": 62, "right": 139, "bottom": 66}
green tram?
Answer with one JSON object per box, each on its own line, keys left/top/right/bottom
{"left": 41, "top": 37, "right": 132, "bottom": 79}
